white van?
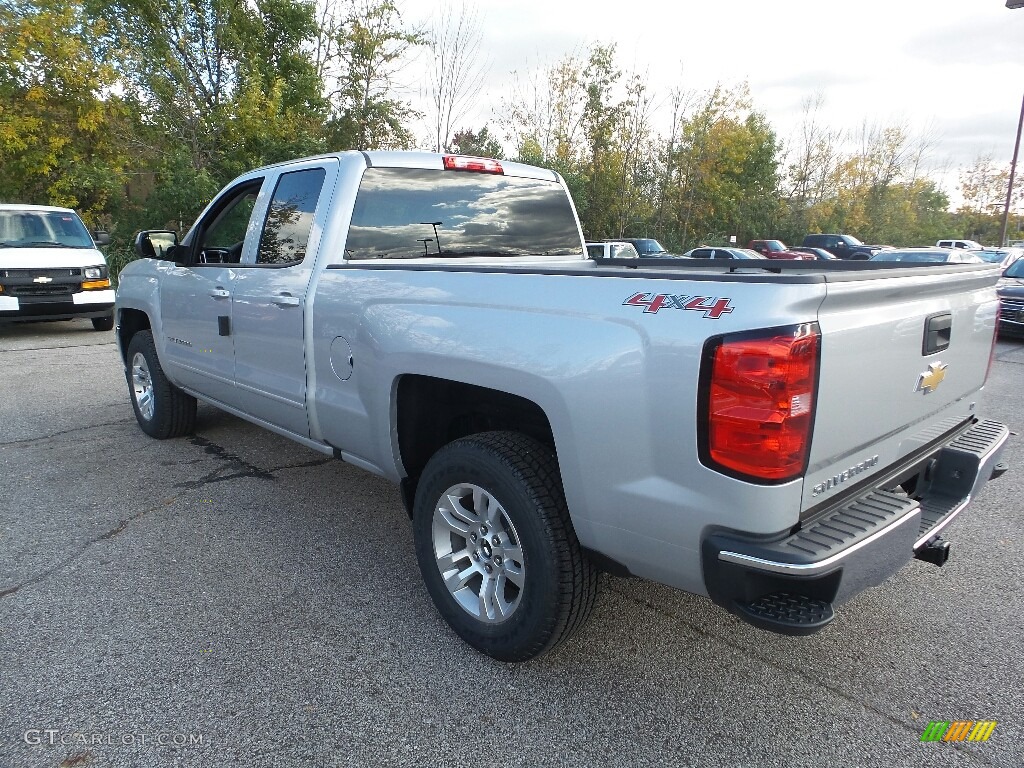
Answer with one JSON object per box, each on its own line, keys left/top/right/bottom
{"left": 0, "top": 204, "right": 115, "bottom": 330}
{"left": 936, "top": 239, "right": 983, "bottom": 250}
{"left": 585, "top": 241, "right": 640, "bottom": 259}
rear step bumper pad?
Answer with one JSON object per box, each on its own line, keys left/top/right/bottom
{"left": 701, "top": 419, "right": 1009, "bottom": 636}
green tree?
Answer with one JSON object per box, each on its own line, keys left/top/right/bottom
{"left": 657, "top": 83, "right": 782, "bottom": 249}
{"left": 955, "top": 154, "right": 1020, "bottom": 244}
{"left": 91, "top": 0, "right": 329, "bottom": 228}
{"left": 0, "top": 0, "right": 129, "bottom": 223}
{"left": 449, "top": 125, "right": 503, "bottom": 158}
{"left": 578, "top": 43, "right": 621, "bottom": 239}
{"left": 501, "top": 52, "right": 586, "bottom": 167}
{"left": 323, "top": 0, "right": 423, "bottom": 150}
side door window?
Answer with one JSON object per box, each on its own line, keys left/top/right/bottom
{"left": 228, "top": 165, "right": 330, "bottom": 437}
{"left": 193, "top": 181, "right": 263, "bottom": 264}
{"left": 157, "top": 179, "right": 263, "bottom": 401}
{"left": 256, "top": 168, "right": 327, "bottom": 265}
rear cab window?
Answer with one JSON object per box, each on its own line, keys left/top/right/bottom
{"left": 344, "top": 168, "right": 582, "bottom": 260}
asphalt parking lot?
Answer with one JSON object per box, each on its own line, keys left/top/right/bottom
{"left": 1, "top": 319, "right": 1022, "bottom": 768}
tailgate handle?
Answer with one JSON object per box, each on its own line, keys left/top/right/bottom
{"left": 923, "top": 312, "right": 952, "bottom": 355}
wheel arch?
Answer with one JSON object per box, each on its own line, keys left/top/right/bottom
{"left": 395, "top": 374, "right": 557, "bottom": 516}
{"left": 117, "top": 307, "right": 152, "bottom": 366}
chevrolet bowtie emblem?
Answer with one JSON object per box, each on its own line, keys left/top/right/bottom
{"left": 33, "top": 276, "right": 53, "bottom": 283}
{"left": 917, "top": 362, "right": 948, "bottom": 394}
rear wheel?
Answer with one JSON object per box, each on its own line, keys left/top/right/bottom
{"left": 413, "top": 431, "right": 598, "bottom": 661}
{"left": 125, "top": 330, "right": 196, "bottom": 439}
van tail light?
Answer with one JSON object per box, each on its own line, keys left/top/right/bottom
{"left": 699, "top": 323, "right": 820, "bottom": 483}
{"left": 443, "top": 155, "right": 504, "bottom": 174}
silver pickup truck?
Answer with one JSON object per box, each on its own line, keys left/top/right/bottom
{"left": 115, "top": 151, "right": 1009, "bottom": 661}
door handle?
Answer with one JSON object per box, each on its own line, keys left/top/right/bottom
{"left": 209, "top": 288, "right": 230, "bottom": 299}
{"left": 271, "top": 293, "right": 301, "bottom": 307}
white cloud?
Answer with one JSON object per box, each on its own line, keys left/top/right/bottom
{"left": 399, "top": 0, "right": 1024, "bottom": 194}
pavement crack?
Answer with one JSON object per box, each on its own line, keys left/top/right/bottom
{"left": 0, "top": 496, "right": 179, "bottom": 601}
{"left": 0, "top": 419, "right": 127, "bottom": 447}
{"left": 604, "top": 584, "right": 995, "bottom": 766}
{"left": 173, "top": 435, "right": 276, "bottom": 489}
{"left": 0, "top": 342, "right": 116, "bottom": 354}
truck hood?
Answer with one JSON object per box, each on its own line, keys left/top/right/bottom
{"left": 0, "top": 247, "right": 107, "bottom": 269}
{"left": 997, "top": 280, "right": 1024, "bottom": 297}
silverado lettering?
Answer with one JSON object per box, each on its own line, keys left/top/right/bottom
{"left": 811, "top": 456, "right": 881, "bottom": 497}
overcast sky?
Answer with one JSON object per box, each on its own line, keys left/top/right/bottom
{"left": 400, "top": 0, "right": 1024, "bottom": 195}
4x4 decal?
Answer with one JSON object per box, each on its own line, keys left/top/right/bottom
{"left": 623, "top": 292, "right": 734, "bottom": 319}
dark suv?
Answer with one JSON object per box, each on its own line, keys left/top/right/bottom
{"left": 801, "top": 233, "right": 884, "bottom": 260}
{"left": 609, "top": 238, "right": 676, "bottom": 258}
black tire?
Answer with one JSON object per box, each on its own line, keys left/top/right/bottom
{"left": 91, "top": 313, "right": 114, "bottom": 331}
{"left": 125, "top": 330, "right": 196, "bottom": 439}
{"left": 412, "top": 431, "right": 598, "bottom": 661}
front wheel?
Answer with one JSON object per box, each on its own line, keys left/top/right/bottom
{"left": 413, "top": 431, "right": 598, "bottom": 661}
{"left": 125, "top": 330, "right": 196, "bottom": 439}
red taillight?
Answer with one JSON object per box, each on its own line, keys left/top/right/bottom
{"left": 701, "top": 324, "right": 820, "bottom": 483}
{"left": 442, "top": 155, "right": 504, "bottom": 174}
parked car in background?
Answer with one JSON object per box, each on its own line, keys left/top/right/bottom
{"left": 869, "top": 248, "right": 984, "bottom": 264}
{"left": 997, "top": 257, "right": 1024, "bottom": 338}
{"left": 0, "top": 204, "right": 114, "bottom": 330}
{"left": 937, "top": 239, "right": 983, "bottom": 250}
{"left": 747, "top": 239, "right": 815, "bottom": 260}
{"left": 976, "top": 247, "right": 1024, "bottom": 268}
{"left": 801, "top": 233, "right": 885, "bottom": 260}
{"left": 586, "top": 241, "right": 640, "bottom": 259}
{"left": 683, "top": 247, "right": 766, "bottom": 260}
{"left": 791, "top": 247, "right": 838, "bottom": 260}
{"left": 610, "top": 238, "right": 677, "bottom": 258}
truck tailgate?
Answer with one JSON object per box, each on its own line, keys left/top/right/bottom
{"left": 803, "top": 265, "right": 1001, "bottom": 514}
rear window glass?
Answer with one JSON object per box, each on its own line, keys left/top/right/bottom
{"left": 876, "top": 250, "right": 947, "bottom": 262}
{"left": 344, "top": 168, "right": 582, "bottom": 260}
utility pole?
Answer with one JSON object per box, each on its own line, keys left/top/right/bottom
{"left": 1000, "top": 93, "right": 1024, "bottom": 247}
{"left": 420, "top": 221, "right": 443, "bottom": 253}
{"left": 1003, "top": 1, "right": 1024, "bottom": 245}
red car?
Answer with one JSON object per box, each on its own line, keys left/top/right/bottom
{"left": 748, "top": 239, "right": 816, "bottom": 260}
